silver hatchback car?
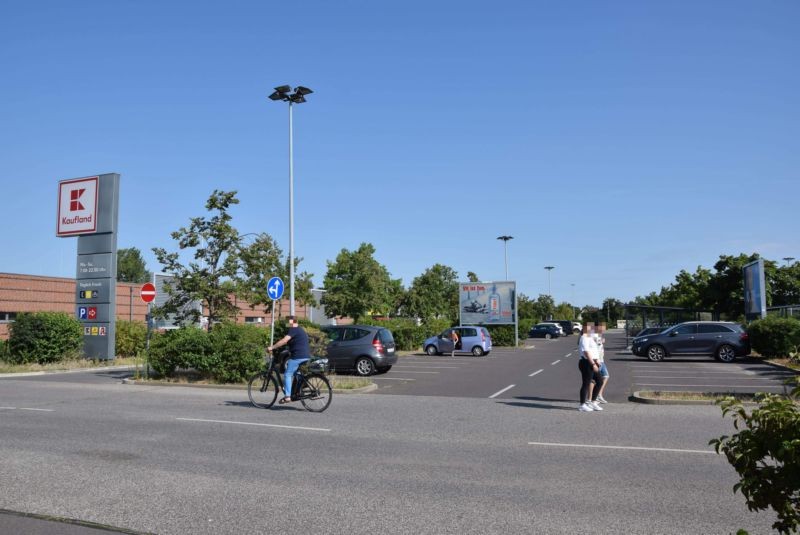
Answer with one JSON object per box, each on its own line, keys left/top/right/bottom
{"left": 321, "top": 325, "right": 397, "bottom": 376}
{"left": 424, "top": 326, "right": 492, "bottom": 356}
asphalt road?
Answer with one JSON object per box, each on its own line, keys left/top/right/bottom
{"left": 0, "top": 370, "right": 779, "bottom": 534}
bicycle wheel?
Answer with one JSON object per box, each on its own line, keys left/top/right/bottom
{"left": 248, "top": 372, "right": 279, "bottom": 409}
{"left": 299, "top": 373, "right": 332, "bottom": 413}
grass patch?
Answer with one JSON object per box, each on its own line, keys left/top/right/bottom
{"left": 638, "top": 391, "right": 759, "bottom": 402}
{"left": 0, "top": 356, "right": 139, "bottom": 374}
{"left": 328, "top": 374, "right": 372, "bottom": 390}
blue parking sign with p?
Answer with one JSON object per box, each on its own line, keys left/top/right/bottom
{"left": 78, "top": 307, "right": 88, "bottom": 320}
{"left": 267, "top": 277, "right": 284, "bottom": 301}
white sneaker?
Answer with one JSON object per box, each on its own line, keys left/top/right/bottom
{"left": 590, "top": 401, "right": 603, "bottom": 411}
{"left": 578, "top": 403, "right": 595, "bottom": 412}
{"left": 597, "top": 395, "right": 608, "bottom": 404}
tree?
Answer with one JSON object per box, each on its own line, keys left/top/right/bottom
{"left": 404, "top": 264, "right": 459, "bottom": 323}
{"left": 117, "top": 247, "right": 151, "bottom": 283}
{"left": 467, "top": 271, "right": 480, "bottom": 283}
{"left": 152, "top": 190, "right": 242, "bottom": 328}
{"left": 710, "top": 381, "right": 800, "bottom": 534}
{"left": 553, "top": 302, "right": 576, "bottom": 320}
{"left": 236, "top": 232, "right": 315, "bottom": 320}
{"left": 321, "top": 243, "right": 397, "bottom": 322}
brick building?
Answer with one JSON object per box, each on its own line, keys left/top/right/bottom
{"left": 0, "top": 272, "right": 322, "bottom": 340}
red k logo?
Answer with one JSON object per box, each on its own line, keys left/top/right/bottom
{"left": 70, "top": 189, "right": 86, "bottom": 211}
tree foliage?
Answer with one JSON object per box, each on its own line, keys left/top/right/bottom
{"left": 117, "top": 247, "right": 151, "bottom": 283}
{"left": 710, "top": 381, "right": 800, "bottom": 534}
{"left": 404, "top": 264, "right": 459, "bottom": 324}
{"left": 152, "top": 190, "right": 242, "bottom": 328}
{"left": 321, "top": 243, "right": 398, "bottom": 322}
{"left": 237, "top": 232, "right": 315, "bottom": 320}
{"left": 518, "top": 293, "right": 554, "bottom": 322}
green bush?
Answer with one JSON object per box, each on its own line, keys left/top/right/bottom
{"left": 207, "top": 322, "right": 268, "bottom": 383}
{"left": 148, "top": 327, "right": 212, "bottom": 377}
{"left": 0, "top": 338, "right": 7, "bottom": 359}
{"left": 747, "top": 316, "right": 800, "bottom": 358}
{"left": 115, "top": 320, "right": 147, "bottom": 358}
{"left": 485, "top": 325, "right": 518, "bottom": 347}
{"left": 7, "top": 312, "right": 83, "bottom": 364}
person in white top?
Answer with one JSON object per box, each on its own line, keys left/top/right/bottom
{"left": 591, "top": 323, "right": 610, "bottom": 403}
{"left": 578, "top": 323, "right": 605, "bottom": 412}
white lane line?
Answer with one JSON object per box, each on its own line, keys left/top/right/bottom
{"left": 565, "top": 352, "right": 573, "bottom": 358}
{"left": 176, "top": 417, "right": 330, "bottom": 432}
{"left": 551, "top": 360, "right": 561, "bottom": 365}
{"left": 19, "top": 408, "right": 55, "bottom": 412}
{"left": 385, "top": 370, "right": 439, "bottom": 374}
{"left": 0, "top": 406, "right": 17, "bottom": 410}
{"left": 636, "top": 383, "right": 788, "bottom": 388}
{"left": 489, "top": 384, "right": 515, "bottom": 399}
{"left": 527, "top": 441, "right": 716, "bottom": 455}
{"left": 633, "top": 376, "right": 781, "bottom": 381}
{"left": 372, "top": 377, "right": 416, "bottom": 381}
{"left": 392, "top": 365, "right": 459, "bottom": 369}
{"left": 529, "top": 369, "right": 544, "bottom": 377}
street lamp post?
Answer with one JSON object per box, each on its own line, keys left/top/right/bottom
{"left": 497, "top": 236, "right": 513, "bottom": 280}
{"left": 269, "top": 85, "right": 313, "bottom": 316}
{"left": 783, "top": 257, "right": 795, "bottom": 267}
{"left": 544, "top": 266, "right": 555, "bottom": 297}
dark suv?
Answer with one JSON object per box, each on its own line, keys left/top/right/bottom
{"left": 321, "top": 325, "right": 397, "bottom": 376}
{"left": 631, "top": 321, "right": 750, "bottom": 363}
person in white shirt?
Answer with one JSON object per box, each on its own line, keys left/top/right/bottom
{"left": 578, "top": 323, "right": 605, "bottom": 412}
{"left": 592, "top": 323, "right": 610, "bottom": 403}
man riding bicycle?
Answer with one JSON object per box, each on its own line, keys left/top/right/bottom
{"left": 267, "top": 315, "right": 311, "bottom": 404}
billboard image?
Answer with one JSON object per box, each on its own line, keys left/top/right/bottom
{"left": 743, "top": 258, "right": 767, "bottom": 320}
{"left": 459, "top": 281, "right": 516, "bottom": 325}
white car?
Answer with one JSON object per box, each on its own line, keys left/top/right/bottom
{"left": 572, "top": 322, "right": 582, "bottom": 334}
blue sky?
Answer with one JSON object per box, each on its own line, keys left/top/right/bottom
{"left": 1, "top": 1, "right": 798, "bottom": 308}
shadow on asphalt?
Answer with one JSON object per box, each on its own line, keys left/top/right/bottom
{"left": 514, "top": 395, "right": 575, "bottom": 403}
{"left": 497, "top": 401, "right": 575, "bottom": 411}
{"left": 222, "top": 400, "right": 302, "bottom": 411}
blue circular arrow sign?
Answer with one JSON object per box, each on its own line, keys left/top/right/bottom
{"left": 267, "top": 277, "right": 285, "bottom": 301}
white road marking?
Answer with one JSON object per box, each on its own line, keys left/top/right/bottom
{"left": 489, "top": 384, "right": 515, "bottom": 399}
{"left": 527, "top": 441, "right": 716, "bottom": 455}
{"left": 529, "top": 369, "right": 544, "bottom": 377}
{"left": 383, "top": 370, "right": 439, "bottom": 374}
{"left": 636, "top": 383, "right": 788, "bottom": 388}
{"left": 372, "top": 377, "right": 416, "bottom": 381}
{"left": 551, "top": 360, "right": 561, "bottom": 365}
{"left": 633, "top": 376, "right": 781, "bottom": 381}
{"left": 565, "top": 352, "right": 573, "bottom": 358}
{"left": 19, "top": 408, "right": 55, "bottom": 412}
{"left": 176, "top": 417, "right": 330, "bottom": 432}
{"left": 0, "top": 406, "right": 17, "bottom": 410}
{"left": 393, "top": 365, "right": 459, "bottom": 369}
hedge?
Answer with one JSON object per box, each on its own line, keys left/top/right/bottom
{"left": 115, "top": 320, "right": 147, "bottom": 358}
{"left": 6, "top": 312, "right": 83, "bottom": 364}
{"left": 747, "top": 316, "right": 800, "bottom": 359}
{"left": 0, "top": 338, "right": 7, "bottom": 359}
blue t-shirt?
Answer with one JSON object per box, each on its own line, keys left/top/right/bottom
{"left": 287, "top": 326, "right": 311, "bottom": 359}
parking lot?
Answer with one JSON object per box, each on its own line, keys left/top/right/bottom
{"left": 369, "top": 330, "right": 798, "bottom": 401}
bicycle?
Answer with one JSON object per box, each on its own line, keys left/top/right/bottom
{"left": 247, "top": 349, "right": 333, "bottom": 413}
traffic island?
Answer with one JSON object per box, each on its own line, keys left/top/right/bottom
{"left": 122, "top": 376, "right": 377, "bottom": 394}
{"left": 630, "top": 390, "right": 759, "bottom": 405}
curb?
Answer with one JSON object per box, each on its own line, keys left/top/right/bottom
{"left": 0, "top": 365, "right": 137, "bottom": 379}
{"left": 630, "top": 390, "right": 758, "bottom": 406}
{"left": 121, "top": 378, "right": 377, "bottom": 394}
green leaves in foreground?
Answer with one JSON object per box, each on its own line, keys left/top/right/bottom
{"left": 710, "top": 380, "right": 800, "bottom": 534}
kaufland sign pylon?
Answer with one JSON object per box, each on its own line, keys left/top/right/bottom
{"left": 57, "top": 173, "right": 120, "bottom": 360}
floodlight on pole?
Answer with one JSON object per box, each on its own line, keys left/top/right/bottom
{"left": 269, "top": 85, "right": 313, "bottom": 316}
{"left": 497, "top": 236, "right": 513, "bottom": 280}
{"left": 544, "top": 266, "right": 555, "bottom": 298}
{"left": 783, "top": 257, "right": 795, "bottom": 266}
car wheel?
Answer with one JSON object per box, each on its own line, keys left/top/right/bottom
{"left": 425, "top": 345, "right": 438, "bottom": 356}
{"left": 647, "top": 345, "right": 666, "bottom": 362}
{"left": 471, "top": 346, "right": 484, "bottom": 356}
{"left": 545, "top": 333, "right": 552, "bottom": 340}
{"left": 355, "top": 357, "right": 376, "bottom": 376}
{"left": 716, "top": 344, "right": 736, "bottom": 363}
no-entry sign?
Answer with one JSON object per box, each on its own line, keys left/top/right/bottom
{"left": 140, "top": 282, "right": 157, "bottom": 303}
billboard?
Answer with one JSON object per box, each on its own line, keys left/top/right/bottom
{"left": 743, "top": 258, "right": 767, "bottom": 320}
{"left": 459, "top": 281, "right": 516, "bottom": 325}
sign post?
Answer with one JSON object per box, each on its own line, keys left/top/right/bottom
{"left": 58, "top": 174, "right": 120, "bottom": 361}
{"left": 140, "top": 282, "right": 157, "bottom": 379}
{"left": 267, "top": 277, "right": 285, "bottom": 348}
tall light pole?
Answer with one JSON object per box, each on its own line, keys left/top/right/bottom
{"left": 571, "top": 283, "right": 576, "bottom": 319}
{"left": 544, "top": 266, "right": 555, "bottom": 297}
{"left": 269, "top": 85, "right": 313, "bottom": 316}
{"left": 497, "top": 236, "right": 513, "bottom": 280}
{"left": 783, "top": 257, "right": 795, "bottom": 266}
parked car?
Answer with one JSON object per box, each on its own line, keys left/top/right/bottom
{"left": 572, "top": 321, "right": 582, "bottom": 334}
{"left": 320, "top": 325, "right": 397, "bottom": 376}
{"left": 631, "top": 321, "right": 750, "bottom": 363}
{"left": 634, "top": 327, "right": 666, "bottom": 337}
{"left": 528, "top": 323, "right": 561, "bottom": 339}
{"left": 545, "top": 320, "right": 574, "bottom": 336}
{"left": 424, "top": 326, "right": 492, "bottom": 356}
{"left": 540, "top": 322, "right": 565, "bottom": 336}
